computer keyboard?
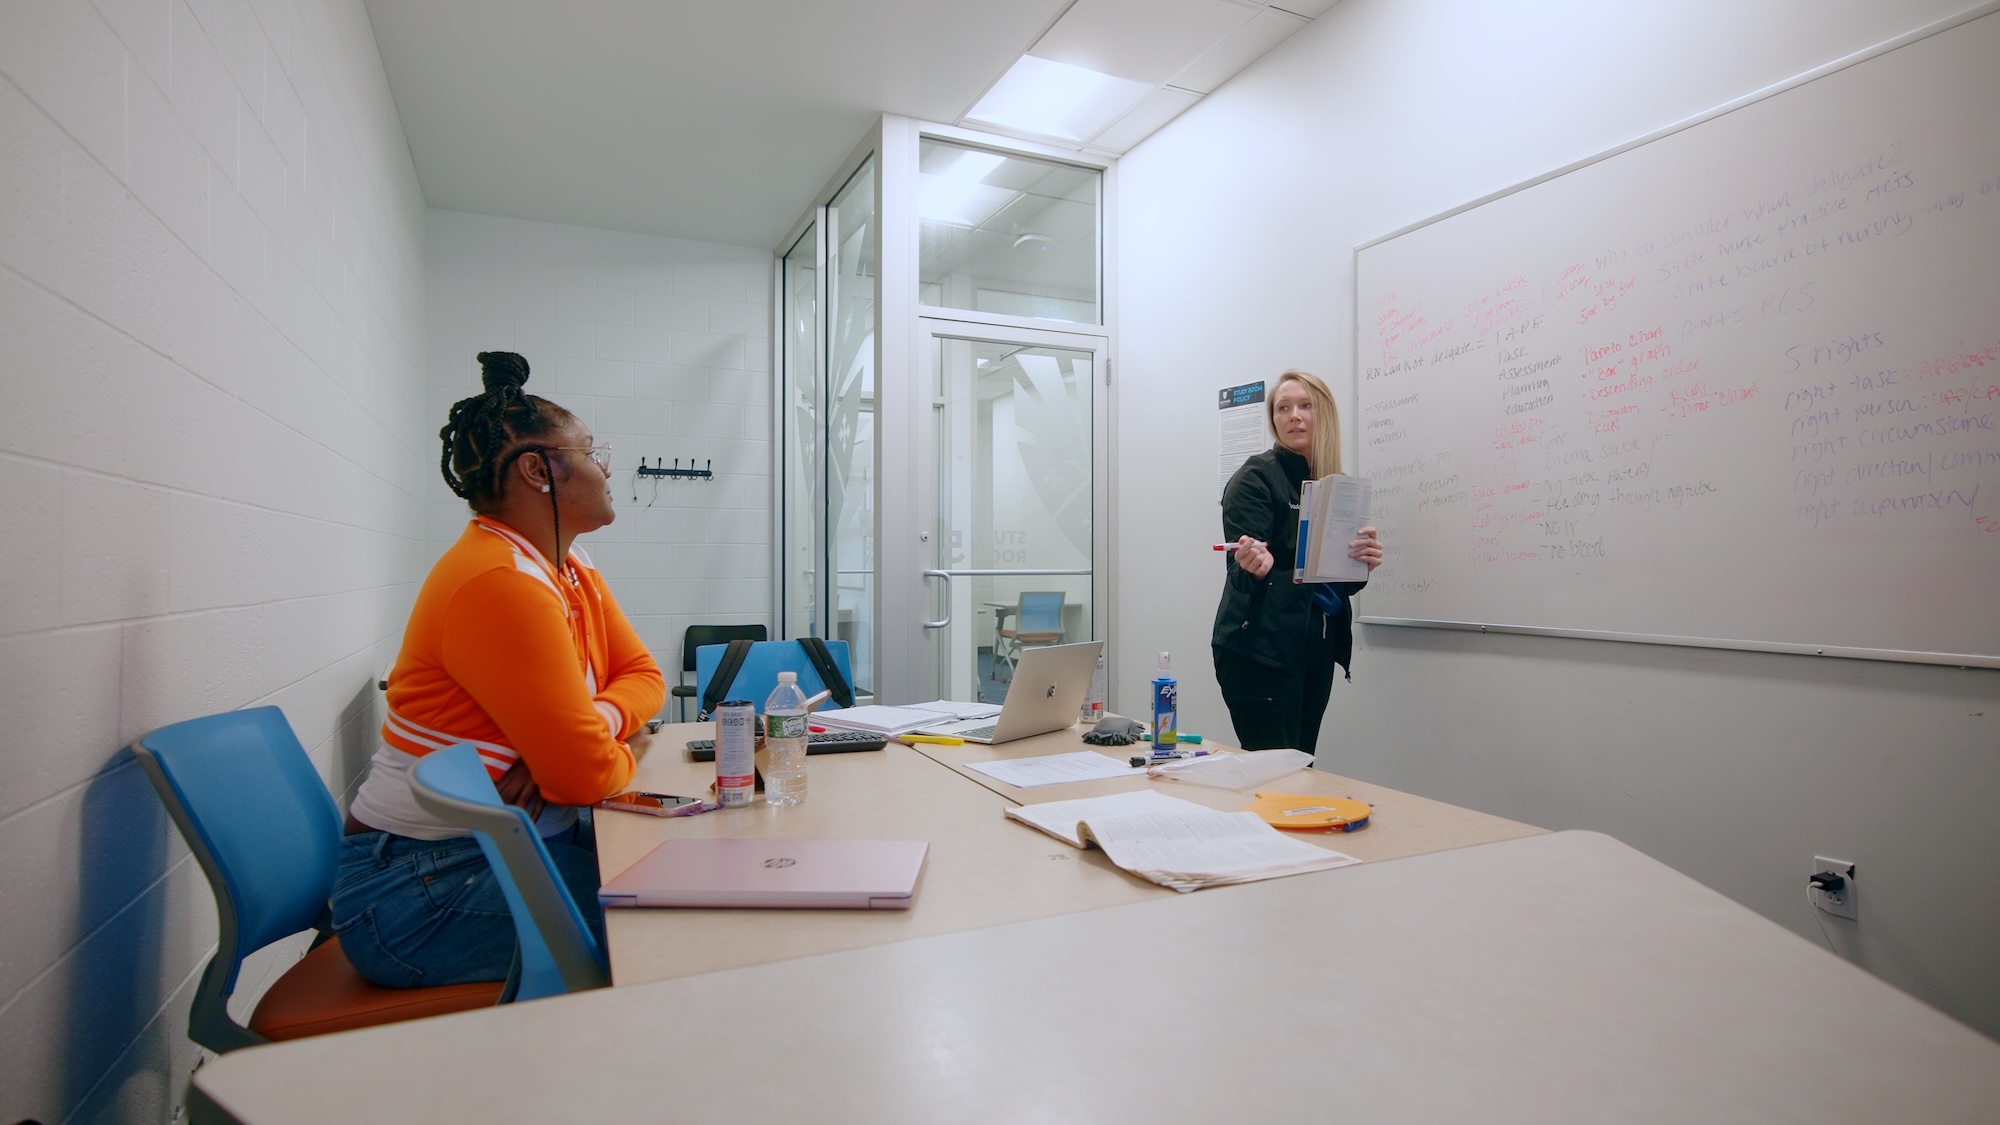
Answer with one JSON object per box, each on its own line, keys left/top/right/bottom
{"left": 956, "top": 725, "right": 996, "bottom": 742}
{"left": 684, "top": 729, "right": 888, "bottom": 761}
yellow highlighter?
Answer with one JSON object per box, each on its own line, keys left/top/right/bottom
{"left": 901, "top": 734, "right": 965, "bottom": 745}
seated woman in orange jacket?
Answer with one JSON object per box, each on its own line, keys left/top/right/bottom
{"left": 332, "top": 351, "right": 664, "bottom": 987}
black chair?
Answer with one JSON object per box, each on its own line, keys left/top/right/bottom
{"left": 671, "top": 624, "right": 767, "bottom": 721}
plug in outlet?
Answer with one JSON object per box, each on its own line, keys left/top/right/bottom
{"left": 1809, "top": 856, "right": 1857, "bottom": 920}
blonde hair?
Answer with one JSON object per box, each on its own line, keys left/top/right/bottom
{"left": 1268, "top": 369, "right": 1342, "bottom": 478}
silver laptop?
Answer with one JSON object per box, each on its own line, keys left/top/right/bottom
{"left": 922, "top": 640, "right": 1105, "bottom": 744}
{"left": 598, "top": 838, "right": 929, "bottom": 910}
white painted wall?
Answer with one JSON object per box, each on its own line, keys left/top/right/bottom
{"left": 1114, "top": 0, "right": 2000, "bottom": 1036}
{"left": 424, "top": 209, "right": 774, "bottom": 701}
{"left": 0, "top": 0, "right": 427, "bottom": 1120}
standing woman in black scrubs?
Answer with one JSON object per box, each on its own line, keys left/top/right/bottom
{"left": 1212, "top": 370, "right": 1384, "bottom": 753}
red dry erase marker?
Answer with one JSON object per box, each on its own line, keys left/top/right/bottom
{"left": 1211, "top": 541, "right": 1266, "bottom": 551}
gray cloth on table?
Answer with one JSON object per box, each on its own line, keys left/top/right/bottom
{"left": 1080, "top": 717, "right": 1145, "bottom": 746}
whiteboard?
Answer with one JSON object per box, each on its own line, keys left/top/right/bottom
{"left": 1354, "top": 6, "right": 2000, "bottom": 667}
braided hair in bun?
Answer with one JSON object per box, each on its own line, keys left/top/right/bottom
{"left": 438, "top": 351, "right": 575, "bottom": 510}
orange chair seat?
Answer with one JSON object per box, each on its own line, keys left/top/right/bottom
{"left": 248, "top": 935, "right": 504, "bottom": 1041}
{"left": 997, "top": 629, "right": 1063, "bottom": 642}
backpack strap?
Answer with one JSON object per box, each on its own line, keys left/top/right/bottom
{"left": 798, "top": 637, "right": 855, "bottom": 710}
{"left": 698, "top": 639, "right": 757, "bottom": 720}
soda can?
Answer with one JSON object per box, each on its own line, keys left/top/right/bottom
{"left": 714, "top": 700, "right": 757, "bottom": 808}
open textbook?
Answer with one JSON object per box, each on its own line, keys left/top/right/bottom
{"left": 1296, "top": 473, "right": 1372, "bottom": 584}
{"left": 1004, "top": 790, "right": 1357, "bottom": 892}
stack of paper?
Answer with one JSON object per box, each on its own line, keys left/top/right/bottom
{"left": 1005, "top": 790, "right": 1357, "bottom": 892}
{"left": 818, "top": 700, "right": 1003, "bottom": 735}
{"left": 814, "top": 705, "right": 944, "bottom": 735}
{"left": 966, "top": 751, "right": 1133, "bottom": 788}
{"left": 908, "top": 700, "right": 1002, "bottom": 721}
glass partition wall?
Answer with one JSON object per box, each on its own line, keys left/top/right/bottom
{"left": 826, "top": 163, "right": 877, "bottom": 697}
{"left": 917, "top": 138, "right": 1099, "bottom": 324}
{"left": 779, "top": 222, "right": 820, "bottom": 644}
{"left": 781, "top": 158, "right": 877, "bottom": 698}
{"left": 779, "top": 120, "right": 1112, "bottom": 706}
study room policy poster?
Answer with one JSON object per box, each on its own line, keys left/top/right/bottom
{"left": 1218, "top": 381, "right": 1267, "bottom": 500}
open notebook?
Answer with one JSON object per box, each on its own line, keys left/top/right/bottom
{"left": 1004, "top": 790, "right": 1357, "bottom": 892}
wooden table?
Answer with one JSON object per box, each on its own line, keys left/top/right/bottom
{"left": 597, "top": 729, "right": 1152, "bottom": 985}
{"left": 189, "top": 830, "right": 2000, "bottom": 1124}
{"left": 597, "top": 721, "right": 1542, "bottom": 985}
{"left": 900, "top": 720, "right": 1545, "bottom": 864}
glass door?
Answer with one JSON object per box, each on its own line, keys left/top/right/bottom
{"left": 909, "top": 320, "right": 1109, "bottom": 703}
{"left": 778, "top": 119, "right": 1113, "bottom": 706}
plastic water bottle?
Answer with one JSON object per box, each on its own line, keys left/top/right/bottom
{"left": 1079, "top": 651, "right": 1106, "bottom": 725}
{"left": 1151, "top": 652, "right": 1177, "bottom": 748}
{"left": 763, "top": 671, "right": 809, "bottom": 806}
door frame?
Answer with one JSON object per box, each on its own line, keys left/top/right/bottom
{"left": 875, "top": 316, "right": 1112, "bottom": 704}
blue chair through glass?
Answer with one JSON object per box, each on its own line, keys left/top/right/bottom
{"left": 994, "top": 591, "right": 1065, "bottom": 684}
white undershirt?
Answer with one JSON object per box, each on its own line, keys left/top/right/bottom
{"left": 348, "top": 742, "right": 580, "bottom": 841}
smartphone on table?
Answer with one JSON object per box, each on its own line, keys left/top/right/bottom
{"left": 596, "top": 791, "right": 714, "bottom": 817}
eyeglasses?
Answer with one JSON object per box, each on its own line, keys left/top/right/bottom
{"left": 543, "top": 444, "right": 612, "bottom": 472}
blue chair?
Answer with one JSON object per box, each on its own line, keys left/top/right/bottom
{"left": 131, "top": 707, "right": 502, "bottom": 1053}
{"left": 405, "top": 744, "right": 609, "bottom": 1000}
{"left": 694, "top": 638, "right": 854, "bottom": 717}
{"left": 670, "top": 623, "right": 767, "bottom": 721}
{"left": 994, "top": 592, "right": 1065, "bottom": 683}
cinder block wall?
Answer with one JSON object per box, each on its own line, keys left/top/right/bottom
{"left": 424, "top": 209, "right": 775, "bottom": 693}
{"left": 0, "top": 1, "right": 428, "bottom": 1120}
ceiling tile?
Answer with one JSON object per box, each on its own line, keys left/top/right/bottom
{"left": 1087, "top": 86, "right": 1204, "bottom": 153}
{"left": 1030, "top": 0, "right": 1260, "bottom": 85}
{"left": 363, "top": 0, "right": 1074, "bottom": 249}
{"left": 1171, "top": 6, "right": 1310, "bottom": 94}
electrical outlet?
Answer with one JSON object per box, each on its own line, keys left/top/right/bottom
{"left": 1809, "top": 855, "right": 1857, "bottom": 920}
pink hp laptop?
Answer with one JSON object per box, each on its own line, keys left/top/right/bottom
{"left": 597, "top": 838, "right": 930, "bottom": 910}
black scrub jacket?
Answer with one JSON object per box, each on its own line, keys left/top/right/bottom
{"left": 1211, "top": 444, "right": 1366, "bottom": 676}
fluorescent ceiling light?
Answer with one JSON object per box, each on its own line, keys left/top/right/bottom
{"left": 964, "top": 54, "right": 1155, "bottom": 143}
{"left": 919, "top": 148, "right": 1015, "bottom": 228}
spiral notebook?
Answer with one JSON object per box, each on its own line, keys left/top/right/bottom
{"left": 1296, "top": 474, "right": 1373, "bottom": 583}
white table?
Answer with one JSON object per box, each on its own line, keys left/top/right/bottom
{"left": 596, "top": 722, "right": 1541, "bottom": 985}
{"left": 190, "top": 831, "right": 2000, "bottom": 1123}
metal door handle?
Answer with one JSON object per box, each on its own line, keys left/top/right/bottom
{"left": 927, "top": 569, "right": 1092, "bottom": 577}
{"left": 923, "top": 568, "right": 1089, "bottom": 629}
{"left": 922, "top": 570, "right": 952, "bottom": 629}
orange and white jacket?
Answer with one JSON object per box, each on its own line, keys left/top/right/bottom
{"left": 349, "top": 517, "right": 663, "bottom": 838}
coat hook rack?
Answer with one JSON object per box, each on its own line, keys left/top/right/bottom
{"left": 631, "top": 457, "right": 715, "bottom": 505}
{"left": 635, "top": 457, "right": 714, "bottom": 482}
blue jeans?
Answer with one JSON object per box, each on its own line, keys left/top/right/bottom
{"left": 330, "top": 821, "right": 606, "bottom": 988}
